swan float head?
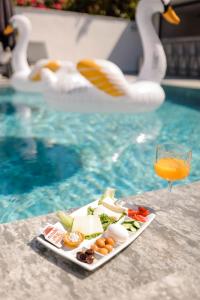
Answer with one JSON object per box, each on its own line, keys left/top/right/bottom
{"left": 7, "top": 14, "right": 32, "bottom": 37}
{"left": 161, "top": 0, "right": 180, "bottom": 25}
{"left": 4, "top": 15, "right": 32, "bottom": 74}
{"left": 4, "top": 15, "right": 62, "bottom": 81}
{"left": 136, "top": 0, "right": 180, "bottom": 24}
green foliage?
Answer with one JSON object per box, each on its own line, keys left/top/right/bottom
{"left": 14, "top": 0, "right": 139, "bottom": 20}
{"left": 69, "top": 0, "right": 139, "bottom": 20}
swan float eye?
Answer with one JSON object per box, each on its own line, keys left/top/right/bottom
{"left": 161, "top": 0, "right": 181, "bottom": 25}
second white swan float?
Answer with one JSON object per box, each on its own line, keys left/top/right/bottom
{"left": 42, "top": 0, "right": 180, "bottom": 113}
{"left": 4, "top": 15, "right": 80, "bottom": 93}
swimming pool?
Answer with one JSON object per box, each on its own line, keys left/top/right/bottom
{"left": 0, "top": 86, "right": 199, "bottom": 223}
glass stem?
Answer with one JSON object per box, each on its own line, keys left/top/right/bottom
{"left": 168, "top": 181, "right": 173, "bottom": 192}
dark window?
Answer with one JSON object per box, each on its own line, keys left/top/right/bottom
{"left": 160, "top": 1, "right": 200, "bottom": 79}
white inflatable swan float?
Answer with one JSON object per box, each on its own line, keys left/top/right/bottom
{"left": 4, "top": 15, "right": 78, "bottom": 92}
{"left": 42, "top": 0, "right": 180, "bottom": 113}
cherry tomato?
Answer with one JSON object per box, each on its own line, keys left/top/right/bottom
{"left": 138, "top": 207, "right": 150, "bottom": 217}
{"left": 128, "top": 209, "right": 139, "bottom": 217}
{"left": 130, "top": 214, "right": 147, "bottom": 222}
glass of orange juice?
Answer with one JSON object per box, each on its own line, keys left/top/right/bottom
{"left": 154, "top": 143, "right": 192, "bottom": 192}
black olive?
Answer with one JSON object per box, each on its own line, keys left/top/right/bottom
{"left": 85, "top": 255, "right": 94, "bottom": 264}
{"left": 79, "top": 253, "right": 87, "bottom": 261}
{"left": 76, "top": 252, "right": 87, "bottom": 261}
{"left": 77, "top": 249, "right": 94, "bottom": 264}
{"left": 85, "top": 249, "right": 94, "bottom": 256}
{"left": 76, "top": 251, "right": 83, "bottom": 261}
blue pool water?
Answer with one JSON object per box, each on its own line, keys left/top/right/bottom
{"left": 0, "top": 86, "right": 200, "bottom": 223}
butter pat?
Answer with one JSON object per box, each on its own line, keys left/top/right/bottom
{"left": 106, "top": 224, "right": 129, "bottom": 242}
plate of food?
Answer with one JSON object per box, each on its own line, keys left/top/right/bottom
{"left": 36, "top": 188, "right": 155, "bottom": 271}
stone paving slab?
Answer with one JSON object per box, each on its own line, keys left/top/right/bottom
{"left": 0, "top": 182, "right": 200, "bottom": 300}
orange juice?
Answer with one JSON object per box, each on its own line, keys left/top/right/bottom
{"left": 154, "top": 157, "right": 190, "bottom": 181}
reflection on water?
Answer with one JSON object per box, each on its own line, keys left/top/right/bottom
{"left": 0, "top": 98, "right": 82, "bottom": 195}
{"left": 0, "top": 137, "right": 82, "bottom": 195}
{"left": 0, "top": 102, "right": 34, "bottom": 116}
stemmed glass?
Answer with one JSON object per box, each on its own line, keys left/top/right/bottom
{"left": 154, "top": 143, "right": 192, "bottom": 193}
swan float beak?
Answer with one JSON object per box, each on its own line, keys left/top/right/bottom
{"left": 163, "top": 6, "right": 180, "bottom": 25}
{"left": 3, "top": 24, "right": 14, "bottom": 35}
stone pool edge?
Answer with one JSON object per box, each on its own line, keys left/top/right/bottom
{"left": 0, "top": 180, "right": 199, "bottom": 228}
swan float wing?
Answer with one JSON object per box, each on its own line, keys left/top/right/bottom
{"left": 29, "top": 60, "right": 61, "bottom": 81}
{"left": 29, "top": 60, "right": 77, "bottom": 82}
{"left": 77, "top": 59, "right": 129, "bottom": 97}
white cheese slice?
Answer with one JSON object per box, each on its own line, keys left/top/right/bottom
{"left": 72, "top": 215, "right": 103, "bottom": 236}
{"left": 93, "top": 205, "right": 122, "bottom": 220}
{"left": 102, "top": 197, "right": 126, "bottom": 213}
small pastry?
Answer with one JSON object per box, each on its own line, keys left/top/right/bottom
{"left": 63, "top": 231, "right": 84, "bottom": 248}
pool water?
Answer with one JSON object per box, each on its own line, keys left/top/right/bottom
{"left": 0, "top": 86, "right": 200, "bottom": 223}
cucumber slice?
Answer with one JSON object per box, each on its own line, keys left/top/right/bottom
{"left": 123, "top": 220, "right": 133, "bottom": 224}
{"left": 123, "top": 223, "right": 132, "bottom": 230}
{"left": 130, "top": 226, "right": 137, "bottom": 232}
{"left": 133, "top": 221, "right": 140, "bottom": 229}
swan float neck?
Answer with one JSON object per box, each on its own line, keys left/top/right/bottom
{"left": 136, "top": 1, "right": 166, "bottom": 83}
{"left": 137, "top": 0, "right": 180, "bottom": 83}
{"left": 11, "top": 15, "right": 31, "bottom": 74}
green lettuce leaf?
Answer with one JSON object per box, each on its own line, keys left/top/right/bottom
{"left": 85, "top": 232, "right": 102, "bottom": 240}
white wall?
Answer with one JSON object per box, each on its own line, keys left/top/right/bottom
{"left": 15, "top": 7, "right": 142, "bottom": 73}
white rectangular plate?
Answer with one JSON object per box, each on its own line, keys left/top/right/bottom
{"left": 36, "top": 200, "right": 155, "bottom": 271}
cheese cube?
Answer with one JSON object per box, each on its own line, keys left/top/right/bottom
{"left": 72, "top": 215, "right": 103, "bottom": 236}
